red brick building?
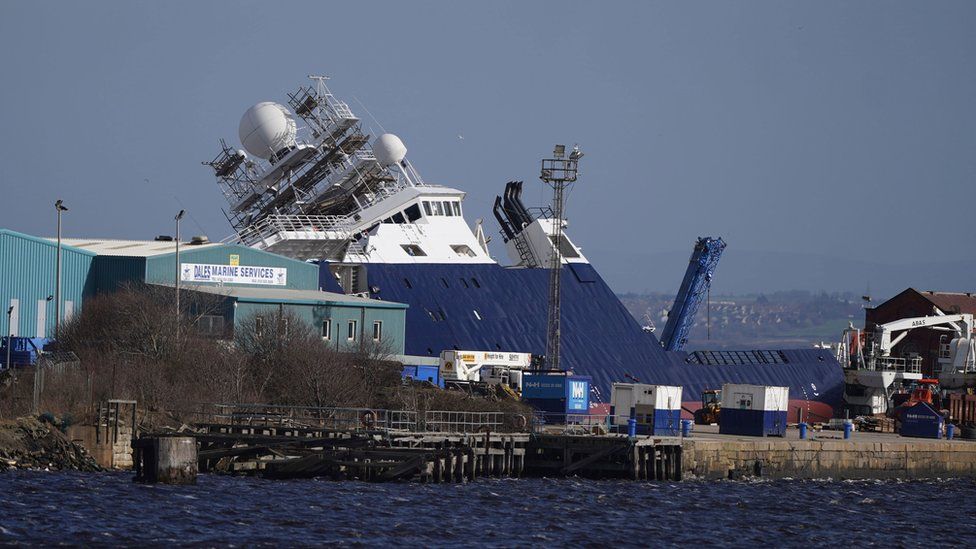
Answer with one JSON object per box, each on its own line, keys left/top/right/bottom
{"left": 865, "top": 289, "right": 976, "bottom": 376}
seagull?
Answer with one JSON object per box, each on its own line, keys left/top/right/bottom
{"left": 457, "top": 134, "right": 464, "bottom": 140}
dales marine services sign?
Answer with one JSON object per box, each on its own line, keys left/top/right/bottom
{"left": 180, "top": 263, "right": 287, "bottom": 286}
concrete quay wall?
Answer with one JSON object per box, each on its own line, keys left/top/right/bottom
{"left": 682, "top": 439, "right": 976, "bottom": 480}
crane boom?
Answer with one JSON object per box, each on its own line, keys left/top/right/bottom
{"left": 660, "top": 237, "right": 726, "bottom": 351}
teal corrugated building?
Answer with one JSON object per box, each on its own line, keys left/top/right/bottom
{"left": 2, "top": 232, "right": 408, "bottom": 355}
{"left": 0, "top": 229, "right": 95, "bottom": 338}
{"left": 58, "top": 237, "right": 409, "bottom": 354}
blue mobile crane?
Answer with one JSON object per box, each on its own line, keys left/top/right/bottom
{"left": 660, "top": 237, "right": 726, "bottom": 352}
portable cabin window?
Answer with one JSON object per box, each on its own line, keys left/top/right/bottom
{"left": 451, "top": 244, "right": 476, "bottom": 257}
{"left": 452, "top": 202, "right": 461, "bottom": 216}
{"left": 372, "top": 321, "right": 383, "bottom": 341}
{"left": 443, "top": 201, "right": 454, "bottom": 216}
{"left": 422, "top": 201, "right": 432, "bottom": 216}
{"left": 392, "top": 212, "right": 406, "bottom": 224}
{"left": 321, "top": 319, "right": 332, "bottom": 340}
{"left": 401, "top": 244, "right": 427, "bottom": 257}
{"left": 282, "top": 318, "right": 290, "bottom": 337}
{"left": 404, "top": 204, "right": 422, "bottom": 222}
{"left": 255, "top": 316, "right": 264, "bottom": 336}
{"left": 347, "top": 320, "right": 357, "bottom": 341}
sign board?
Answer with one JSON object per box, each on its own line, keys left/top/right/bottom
{"left": 180, "top": 263, "right": 287, "bottom": 286}
{"left": 229, "top": 254, "right": 240, "bottom": 266}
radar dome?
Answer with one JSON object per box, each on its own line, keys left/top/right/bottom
{"left": 373, "top": 133, "right": 407, "bottom": 167}
{"left": 238, "top": 102, "right": 297, "bottom": 160}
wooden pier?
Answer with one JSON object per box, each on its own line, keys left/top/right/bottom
{"left": 132, "top": 405, "right": 683, "bottom": 483}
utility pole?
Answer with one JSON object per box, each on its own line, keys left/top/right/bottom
{"left": 54, "top": 200, "right": 68, "bottom": 340}
{"left": 175, "top": 210, "right": 185, "bottom": 342}
{"left": 540, "top": 144, "right": 582, "bottom": 371}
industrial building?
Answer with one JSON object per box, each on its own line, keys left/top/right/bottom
{"left": 0, "top": 229, "right": 95, "bottom": 339}
{"left": 1, "top": 230, "right": 408, "bottom": 354}
{"left": 865, "top": 288, "right": 976, "bottom": 376}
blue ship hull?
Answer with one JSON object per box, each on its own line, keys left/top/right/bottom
{"left": 347, "top": 262, "right": 843, "bottom": 420}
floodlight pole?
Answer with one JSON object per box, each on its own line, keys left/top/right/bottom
{"left": 175, "top": 210, "right": 185, "bottom": 342}
{"left": 540, "top": 144, "right": 582, "bottom": 372}
{"left": 5, "top": 306, "right": 12, "bottom": 370}
{"left": 54, "top": 200, "right": 68, "bottom": 340}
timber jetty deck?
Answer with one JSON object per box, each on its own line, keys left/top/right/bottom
{"left": 134, "top": 404, "right": 682, "bottom": 483}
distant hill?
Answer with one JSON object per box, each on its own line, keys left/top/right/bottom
{"left": 587, "top": 248, "right": 976, "bottom": 299}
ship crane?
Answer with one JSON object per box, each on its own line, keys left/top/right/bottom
{"left": 660, "top": 237, "right": 726, "bottom": 352}
{"left": 871, "top": 311, "right": 974, "bottom": 372}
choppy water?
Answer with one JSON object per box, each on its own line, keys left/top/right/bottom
{"left": 1, "top": 472, "right": 975, "bottom": 546}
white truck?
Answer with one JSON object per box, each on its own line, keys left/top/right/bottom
{"left": 439, "top": 350, "right": 534, "bottom": 395}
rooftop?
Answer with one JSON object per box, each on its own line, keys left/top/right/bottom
{"left": 917, "top": 289, "right": 976, "bottom": 315}
{"left": 54, "top": 238, "right": 222, "bottom": 257}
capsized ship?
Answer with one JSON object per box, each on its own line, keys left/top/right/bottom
{"left": 206, "top": 76, "right": 843, "bottom": 421}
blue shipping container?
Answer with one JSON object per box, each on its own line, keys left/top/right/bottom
{"left": 900, "top": 402, "right": 943, "bottom": 439}
{"left": 523, "top": 374, "right": 590, "bottom": 422}
{"left": 720, "top": 409, "right": 788, "bottom": 437}
{"left": 401, "top": 365, "right": 444, "bottom": 388}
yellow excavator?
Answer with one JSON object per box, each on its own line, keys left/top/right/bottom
{"left": 688, "top": 389, "right": 721, "bottom": 425}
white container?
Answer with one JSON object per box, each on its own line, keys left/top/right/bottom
{"left": 720, "top": 383, "right": 789, "bottom": 412}
{"left": 610, "top": 383, "right": 683, "bottom": 426}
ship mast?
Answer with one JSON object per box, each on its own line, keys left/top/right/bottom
{"left": 541, "top": 144, "right": 582, "bottom": 371}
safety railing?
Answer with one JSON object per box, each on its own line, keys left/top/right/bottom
{"left": 199, "top": 403, "right": 418, "bottom": 432}
{"left": 872, "top": 356, "right": 922, "bottom": 374}
{"left": 422, "top": 410, "right": 505, "bottom": 433}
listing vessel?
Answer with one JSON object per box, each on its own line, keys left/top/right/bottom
{"left": 205, "top": 76, "right": 844, "bottom": 420}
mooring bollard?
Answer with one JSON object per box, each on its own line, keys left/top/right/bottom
{"left": 799, "top": 422, "right": 808, "bottom": 440}
{"left": 627, "top": 418, "right": 637, "bottom": 438}
{"left": 843, "top": 421, "right": 852, "bottom": 440}
{"left": 681, "top": 419, "right": 692, "bottom": 437}
{"left": 947, "top": 423, "right": 955, "bottom": 440}
{"left": 134, "top": 436, "right": 198, "bottom": 484}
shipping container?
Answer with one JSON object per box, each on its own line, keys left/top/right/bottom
{"left": 609, "top": 383, "right": 683, "bottom": 435}
{"left": 401, "top": 364, "right": 443, "bottom": 388}
{"left": 719, "top": 383, "right": 789, "bottom": 437}
{"left": 900, "top": 402, "right": 944, "bottom": 439}
{"left": 522, "top": 373, "right": 591, "bottom": 423}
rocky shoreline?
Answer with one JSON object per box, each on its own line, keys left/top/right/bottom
{"left": 0, "top": 417, "right": 101, "bottom": 472}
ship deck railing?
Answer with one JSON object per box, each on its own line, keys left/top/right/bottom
{"left": 870, "top": 356, "right": 922, "bottom": 374}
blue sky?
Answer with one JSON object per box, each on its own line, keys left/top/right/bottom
{"left": 1, "top": 1, "right": 973, "bottom": 295}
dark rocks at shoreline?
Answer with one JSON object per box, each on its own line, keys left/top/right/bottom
{"left": 0, "top": 417, "right": 101, "bottom": 472}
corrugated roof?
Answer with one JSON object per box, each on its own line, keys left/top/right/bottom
{"left": 54, "top": 238, "right": 222, "bottom": 257}
{"left": 0, "top": 229, "right": 97, "bottom": 256}
{"left": 917, "top": 289, "right": 976, "bottom": 314}
{"left": 153, "top": 283, "right": 408, "bottom": 309}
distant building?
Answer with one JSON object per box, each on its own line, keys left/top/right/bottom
{"left": 865, "top": 288, "right": 976, "bottom": 376}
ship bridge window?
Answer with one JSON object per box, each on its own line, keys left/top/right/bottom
{"left": 548, "top": 236, "right": 580, "bottom": 258}
{"left": 452, "top": 202, "right": 461, "bottom": 216}
{"left": 383, "top": 217, "right": 393, "bottom": 224}
{"left": 401, "top": 244, "right": 427, "bottom": 257}
{"left": 471, "top": 278, "right": 481, "bottom": 288}
{"left": 432, "top": 201, "right": 444, "bottom": 216}
{"left": 392, "top": 212, "right": 406, "bottom": 224}
{"left": 404, "top": 204, "right": 422, "bottom": 222}
{"left": 422, "top": 201, "right": 432, "bottom": 216}
{"left": 451, "top": 244, "right": 476, "bottom": 257}
{"left": 443, "top": 201, "right": 454, "bottom": 216}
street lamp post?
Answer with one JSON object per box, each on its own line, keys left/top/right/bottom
{"left": 5, "top": 306, "right": 12, "bottom": 370}
{"left": 175, "top": 210, "right": 185, "bottom": 341}
{"left": 54, "top": 200, "right": 68, "bottom": 340}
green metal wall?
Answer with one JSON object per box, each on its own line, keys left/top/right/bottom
{"left": 233, "top": 300, "right": 406, "bottom": 355}
{"left": 0, "top": 229, "right": 95, "bottom": 338}
{"left": 143, "top": 245, "right": 319, "bottom": 291}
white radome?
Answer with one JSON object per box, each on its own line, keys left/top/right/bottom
{"left": 238, "top": 102, "right": 297, "bottom": 159}
{"left": 373, "top": 133, "right": 407, "bottom": 167}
